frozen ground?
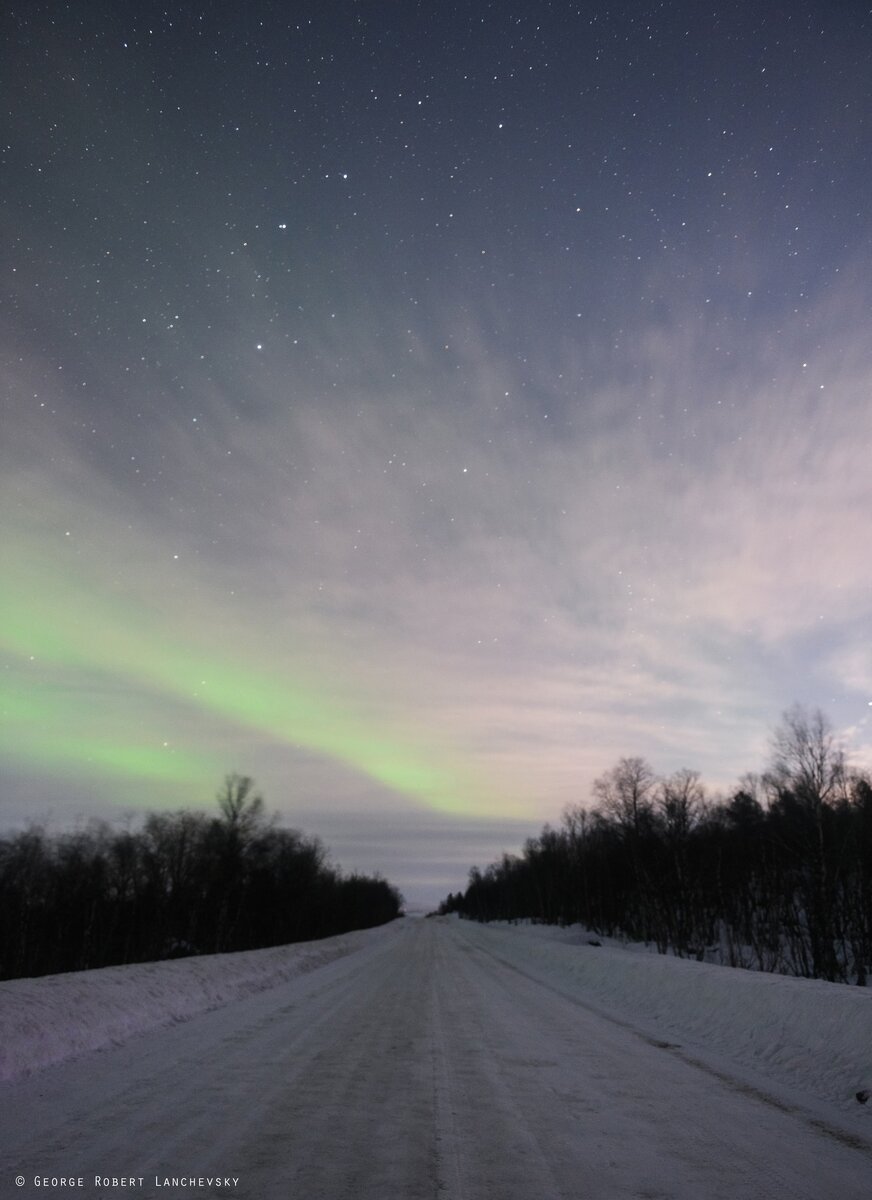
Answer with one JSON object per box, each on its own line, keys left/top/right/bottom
{"left": 463, "top": 917, "right": 872, "bottom": 1112}
{"left": 1, "top": 917, "right": 871, "bottom": 1199}
{"left": 0, "top": 925, "right": 387, "bottom": 1082}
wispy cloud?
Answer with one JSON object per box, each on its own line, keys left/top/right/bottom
{"left": 4, "top": 251, "right": 872, "bottom": 914}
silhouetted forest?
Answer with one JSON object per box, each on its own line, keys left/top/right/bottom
{"left": 440, "top": 707, "right": 872, "bottom": 985}
{"left": 0, "top": 774, "right": 403, "bottom": 981}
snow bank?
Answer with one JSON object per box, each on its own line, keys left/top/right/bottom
{"left": 0, "top": 923, "right": 398, "bottom": 1082}
{"left": 460, "top": 920, "right": 872, "bottom": 1112}
{"left": 4, "top": 916, "right": 870, "bottom": 1118}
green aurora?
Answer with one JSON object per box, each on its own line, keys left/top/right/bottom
{"left": 1, "top": 542, "right": 506, "bottom": 816}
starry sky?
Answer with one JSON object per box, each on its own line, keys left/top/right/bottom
{"left": 3, "top": 1, "right": 872, "bottom": 908}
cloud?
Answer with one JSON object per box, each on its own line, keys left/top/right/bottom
{"left": 4, "top": 257, "right": 872, "bottom": 898}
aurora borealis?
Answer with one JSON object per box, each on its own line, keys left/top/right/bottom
{"left": 2, "top": 532, "right": 502, "bottom": 816}
{"left": 4, "top": 2, "right": 872, "bottom": 905}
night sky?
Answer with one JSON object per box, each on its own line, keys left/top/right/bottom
{"left": 3, "top": 1, "right": 872, "bottom": 908}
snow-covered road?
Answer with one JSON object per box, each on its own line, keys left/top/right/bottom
{"left": 2, "top": 918, "right": 871, "bottom": 1199}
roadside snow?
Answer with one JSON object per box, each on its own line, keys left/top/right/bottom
{"left": 0, "top": 923, "right": 398, "bottom": 1082}
{"left": 456, "top": 919, "right": 872, "bottom": 1112}
{"left": 5, "top": 920, "right": 869, "bottom": 1200}
{"left": 2, "top": 916, "right": 870, "bottom": 1121}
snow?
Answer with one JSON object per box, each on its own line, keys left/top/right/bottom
{"left": 2, "top": 914, "right": 870, "bottom": 1116}
{"left": 455, "top": 918, "right": 872, "bottom": 1113}
{"left": 0, "top": 924, "right": 393, "bottom": 1082}
{"left": 1, "top": 918, "right": 870, "bottom": 1200}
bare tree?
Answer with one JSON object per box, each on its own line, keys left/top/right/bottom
{"left": 216, "top": 773, "right": 266, "bottom": 842}
{"left": 591, "top": 756, "right": 657, "bottom": 837}
{"left": 591, "top": 757, "right": 659, "bottom": 941}
{"left": 659, "top": 768, "right": 704, "bottom": 842}
{"left": 657, "top": 769, "right": 705, "bottom": 955}
{"left": 765, "top": 706, "right": 846, "bottom": 981}
{"left": 766, "top": 705, "right": 846, "bottom": 809}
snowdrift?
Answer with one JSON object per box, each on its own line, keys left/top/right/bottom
{"left": 458, "top": 920, "right": 872, "bottom": 1113}
{"left": 2, "top": 916, "right": 870, "bottom": 1120}
{"left": 0, "top": 923, "right": 397, "bottom": 1082}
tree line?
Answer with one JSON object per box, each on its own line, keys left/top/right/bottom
{"left": 0, "top": 774, "right": 403, "bottom": 981}
{"left": 440, "top": 706, "right": 872, "bottom": 985}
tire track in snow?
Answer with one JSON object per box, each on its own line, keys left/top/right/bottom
{"left": 458, "top": 921, "right": 872, "bottom": 1159}
{"left": 2, "top": 919, "right": 871, "bottom": 1200}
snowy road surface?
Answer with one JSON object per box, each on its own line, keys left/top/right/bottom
{"left": 2, "top": 918, "right": 871, "bottom": 1200}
